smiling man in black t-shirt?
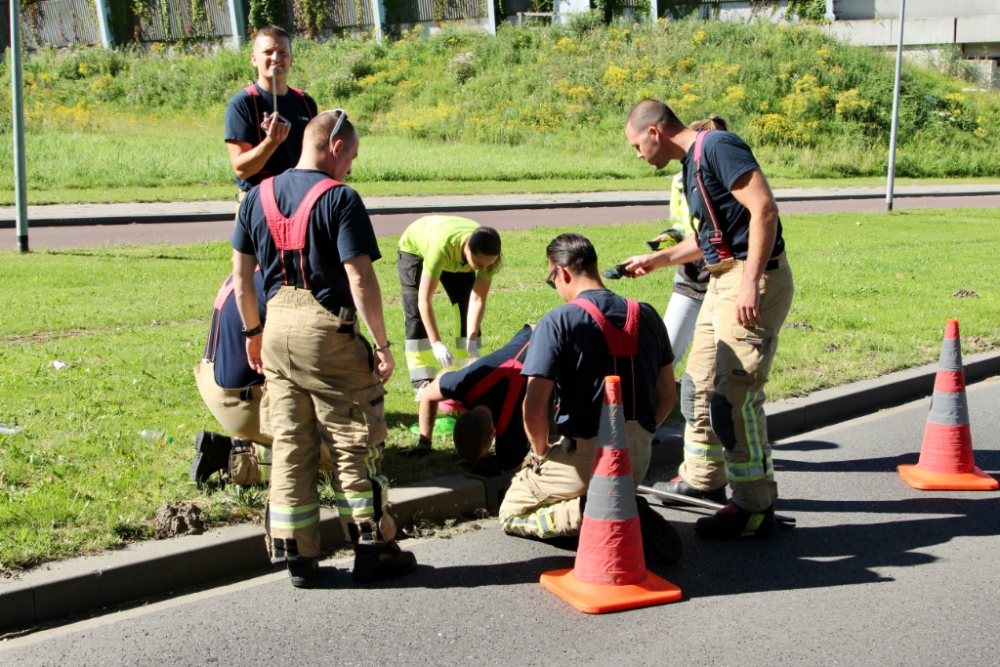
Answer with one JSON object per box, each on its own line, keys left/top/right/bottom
{"left": 621, "top": 99, "right": 795, "bottom": 540}
{"left": 224, "top": 25, "right": 317, "bottom": 200}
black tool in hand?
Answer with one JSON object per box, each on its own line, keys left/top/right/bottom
{"left": 602, "top": 264, "right": 628, "bottom": 280}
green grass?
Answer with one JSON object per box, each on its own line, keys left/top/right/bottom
{"left": 4, "top": 175, "right": 1000, "bottom": 207}
{"left": 1, "top": 208, "right": 999, "bottom": 572}
{"left": 1, "top": 20, "right": 999, "bottom": 206}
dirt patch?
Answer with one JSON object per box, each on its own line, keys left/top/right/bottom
{"left": 0, "top": 318, "right": 206, "bottom": 346}
{"left": 953, "top": 289, "right": 979, "bottom": 298}
{"left": 154, "top": 502, "right": 204, "bottom": 539}
{"left": 824, "top": 342, "right": 839, "bottom": 351}
{"left": 963, "top": 336, "right": 995, "bottom": 352}
{"left": 784, "top": 320, "right": 813, "bottom": 331}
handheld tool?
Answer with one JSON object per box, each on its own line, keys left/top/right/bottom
{"left": 602, "top": 264, "right": 628, "bottom": 280}
{"left": 637, "top": 484, "right": 796, "bottom": 529}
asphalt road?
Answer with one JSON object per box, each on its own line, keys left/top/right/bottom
{"left": 4, "top": 379, "right": 998, "bottom": 667}
{"left": 11, "top": 194, "right": 1000, "bottom": 249}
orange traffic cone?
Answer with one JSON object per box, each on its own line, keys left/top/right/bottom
{"left": 898, "top": 319, "right": 998, "bottom": 491}
{"left": 540, "top": 376, "right": 682, "bottom": 614}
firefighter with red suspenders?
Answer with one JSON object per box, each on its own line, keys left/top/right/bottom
{"left": 231, "top": 110, "right": 416, "bottom": 589}
{"left": 622, "top": 99, "right": 794, "bottom": 540}
{"left": 406, "top": 325, "right": 534, "bottom": 474}
{"left": 499, "top": 234, "right": 682, "bottom": 565}
{"left": 224, "top": 25, "right": 317, "bottom": 205}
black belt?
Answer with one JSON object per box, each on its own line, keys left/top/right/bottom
{"left": 766, "top": 258, "right": 780, "bottom": 272}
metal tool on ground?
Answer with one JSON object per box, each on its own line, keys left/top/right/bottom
{"left": 638, "top": 484, "right": 797, "bottom": 529}
{"left": 898, "top": 318, "right": 998, "bottom": 491}
{"left": 540, "top": 376, "right": 682, "bottom": 614}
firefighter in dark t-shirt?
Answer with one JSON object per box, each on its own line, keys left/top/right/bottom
{"left": 224, "top": 25, "right": 317, "bottom": 200}
{"left": 407, "top": 325, "right": 534, "bottom": 473}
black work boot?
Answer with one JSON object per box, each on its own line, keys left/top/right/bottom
{"left": 189, "top": 430, "right": 233, "bottom": 485}
{"left": 287, "top": 557, "right": 319, "bottom": 588}
{"left": 695, "top": 502, "right": 776, "bottom": 539}
{"left": 353, "top": 540, "right": 417, "bottom": 583}
{"left": 635, "top": 496, "right": 683, "bottom": 564}
{"left": 652, "top": 476, "right": 727, "bottom": 506}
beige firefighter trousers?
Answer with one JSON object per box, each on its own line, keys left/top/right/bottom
{"left": 678, "top": 252, "right": 794, "bottom": 512}
{"left": 262, "top": 287, "right": 394, "bottom": 560}
{"left": 498, "top": 421, "right": 653, "bottom": 538}
{"left": 194, "top": 361, "right": 333, "bottom": 486}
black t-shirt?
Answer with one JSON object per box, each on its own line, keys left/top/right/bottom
{"left": 439, "top": 326, "right": 532, "bottom": 470}
{"left": 213, "top": 272, "right": 267, "bottom": 390}
{"left": 231, "top": 169, "right": 381, "bottom": 315}
{"left": 224, "top": 84, "right": 318, "bottom": 192}
{"left": 682, "top": 131, "right": 785, "bottom": 265}
{"left": 521, "top": 290, "right": 673, "bottom": 438}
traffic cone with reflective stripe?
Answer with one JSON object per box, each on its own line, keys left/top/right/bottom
{"left": 540, "top": 376, "right": 682, "bottom": 614}
{"left": 898, "top": 319, "right": 998, "bottom": 491}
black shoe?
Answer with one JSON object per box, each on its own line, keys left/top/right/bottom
{"left": 652, "top": 476, "right": 727, "bottom": 506}
{"left": 635, "top": 496, "right": 683, "bottom": 564}
{"left": 353, "top": 541, "right": 417, "bottom": 583}
{"left": 287, "top": 557, "right": 319, "bottom": 588}
{"left": 695, "top": 502, "right": 776, "bottom": 539}
{"left": 189, "top": 430, "right": 233, "bottom": 485}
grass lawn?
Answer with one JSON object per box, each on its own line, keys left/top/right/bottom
{"left": 1, "top": 207, "right": 998, "bottom": 573}
{"left": 5, "top": 175, "right": 1000, "bottom": 207}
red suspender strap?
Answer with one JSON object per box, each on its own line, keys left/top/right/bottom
{"left": 244, "top": 84, "right": 263, "bottom": 146}
{"left": 570, "top": 298, "right": 640, "bottom": 356}
{"left": 259, "top": 177, "right": 342, "bottom": 289}
{"left": 212, "top": 273, "right": 237, "bottom": 311}
{"left": 463, "top": 341, "right": 530, "bottom": 436}
{"left": 205, "top": 267, "right": 261, "bottom": 363}
{"left": 287, "top": 86, "right": 314, "bottom": 118}
{"left": 693, "top": 130, "right": 732, "bottom": 260}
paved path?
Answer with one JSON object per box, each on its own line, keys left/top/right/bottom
{"left": 4, "top": 379, "right": 998, "bottom": 666}
{"left": 7, "top": 192, "right": 1000, "bottom": 250}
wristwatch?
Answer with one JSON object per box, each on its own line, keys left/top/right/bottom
{"left": 241, "top": 324, "right": 263, "bottom": 338}
{"left": 374, "top": 341, "right": 392, "bottom": 351}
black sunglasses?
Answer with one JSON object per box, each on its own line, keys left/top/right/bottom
{"left": 546, "top": 265, "right": 560, "bottom": 289}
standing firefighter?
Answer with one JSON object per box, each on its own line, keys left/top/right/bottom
{"left": 232, "top": 110, "right": 415, "bottom": 588}
{"left": 225, "top": 25, "right": 317, "bottom": 203}
{"left": 622, "top": 99, "right": 794, "bottom": 539}
{"left": 397, "top": 216, "right": 502, "bottom": 394}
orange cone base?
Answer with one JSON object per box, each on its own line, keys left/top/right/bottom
{"left": 898, "top": 464, "right": 998, "bottom": 491}
{"left": 540, "top": 568, "right": 682, "bottom": 614}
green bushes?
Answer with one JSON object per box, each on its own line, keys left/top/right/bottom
{"left": 1, "top": 18, "right": 998, "bottom": 184}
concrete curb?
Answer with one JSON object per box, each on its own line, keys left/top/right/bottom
{"left": 1, "top": 349, "right": 997, "bottom": 632}
{"left": 2, "top": 188, "right": 999, "bottom": 229}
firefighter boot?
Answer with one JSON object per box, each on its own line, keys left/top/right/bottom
{"left": 652, "top": 476, "right": 727, "bottom": 506}
{"left": 287, "top": 557, "right": 319, "bottom": 589}
{"left": 695, "top": 502, "right": 776, "bottom": 539}
{"left": 636, "top": 495, "right": 683, "bottom": 564}
{"left": 189, "top": 430, "right": 233, "bottom": 485}
{"left": 353, "top": 541, "right": 418, "bottom": 583}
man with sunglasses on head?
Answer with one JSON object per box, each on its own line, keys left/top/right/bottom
{"left": 498, "top": 234, "right": 681, "bottom": 565}
{"left": 231, "top": 109, "right": 416, "bottom": 589}
{"left": 225, "top": 25, "right": 317, "bottom": 204}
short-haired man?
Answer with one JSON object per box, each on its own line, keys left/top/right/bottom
{"left": 622, "top": 99, "right": 795, "bottom": 539}
{"left": 225, "top": 25, "right": 317, "bottom": 200}
{"left": 232, "top": 110, "right": 415, "bottom": 588}
{"left": 408, "top": 325, "right": 533, "bottom": 472}
{"left": 499, "top": 234, "right": 680, "bottom": 563}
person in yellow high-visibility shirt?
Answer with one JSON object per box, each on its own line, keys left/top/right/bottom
{"left": 397, "top": 216, "right": 503, "bottom": 395}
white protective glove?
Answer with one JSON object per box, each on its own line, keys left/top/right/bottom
{"left": 466, "top": 337, "right": 481, "bottom": 359}
{"left": 432, "top": 342, "right": 455, "bottom": 369}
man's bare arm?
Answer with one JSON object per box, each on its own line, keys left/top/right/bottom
{"left": 225, "top": 113, "right": 289, "bottom": 181}
{"left": 523, "top": 376, "right": 554, "bottom": 458}
{"left": 654, "top": 364, "right": 678, "bottom": 427}
{"left": 730, "top": 168, "right": 779, "bottom": 327}
{"left": 621, "top": 235, "right": 703, "bottom": 277}
{"left": 232, "top": 249, "right": 263, "bottom": 373}
{"left": 418, "top": 377, "right": 447, "bottom": 441}
{"left": 344, "top": 255, "right": 395, "bottom": 383}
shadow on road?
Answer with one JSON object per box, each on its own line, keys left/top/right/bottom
{"left": 773, "top": 444, "right": 1000, "bottom": 475}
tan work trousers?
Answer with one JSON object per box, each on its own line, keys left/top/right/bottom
{"left": 262, "top": 287, "right": 394, "bottom": 560}
{"left": 679, "top": 252, "right": 794, "bottom": 512}
{"left": 498, "top": 421, "right": 654, "bottom": 538}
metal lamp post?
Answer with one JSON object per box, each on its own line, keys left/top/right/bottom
{"left": 886, "top": 0, "right": 906, "bottom": 212}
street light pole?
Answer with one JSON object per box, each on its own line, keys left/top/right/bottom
{"left": 10, "top": 0, "right": 29, "bottom": 252}
{"left": 886, "top": 0, "right": 906, "bottom": 212}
